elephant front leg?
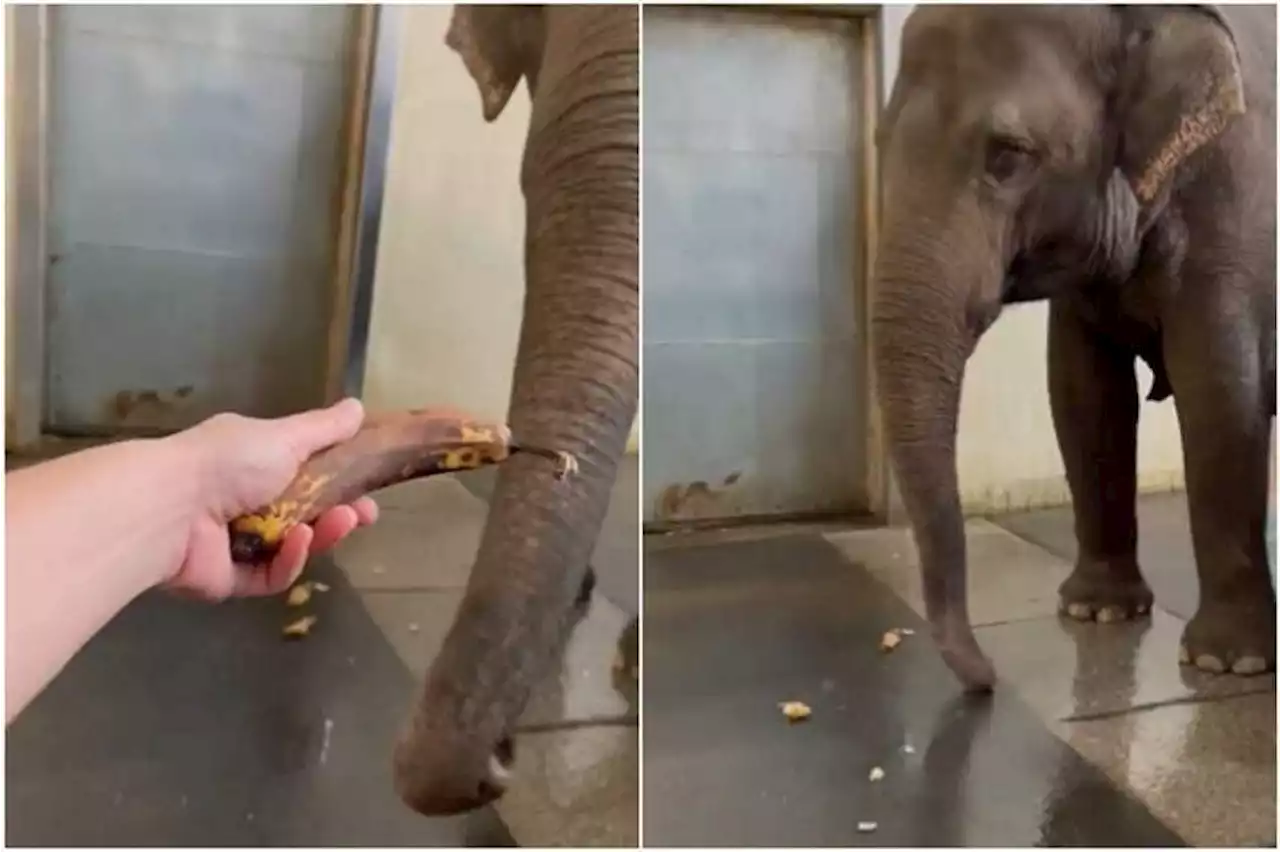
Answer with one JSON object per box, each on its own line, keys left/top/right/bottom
{"left": 1048, "top": 301, "right": 1154, "bottom": 622}
{"left": 1166, "top": 316, "right": 1275, "bottom": 676}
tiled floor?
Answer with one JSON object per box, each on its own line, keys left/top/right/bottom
{"left": 6, "top": 448, "right": 640, "bottom": 847}
{"left": 996, "top": 492, "right": 1202, "bottom": 620}
{"left": 333, "top": 456, "right": 642, "bottom": 848}
{"left": 9, "top": 433, "right": 1272, "bottom": 848}
{"left": 643, "top": 494, "right": 1276, "bottom": 847}
{"left": 6, "top": 556, "right": 512, "bottom": 846}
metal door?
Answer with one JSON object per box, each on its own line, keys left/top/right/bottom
{"left": 643, "top": 7, "right": 869, "bottom": 524}
{"left": 44, "top": 6, "right": 357, "bottom": 433}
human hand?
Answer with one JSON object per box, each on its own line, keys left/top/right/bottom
{"left": 164, "top": 398, "right": 380, "bottom": 600}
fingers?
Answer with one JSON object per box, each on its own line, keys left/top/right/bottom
{"left": 231, "top": 501, "right": 376, "bottom": 596}
{"left": 309, "top": 499, "right": 378, "bottom": 552}
{"left": 352, "top": 496, "right": 380, "bottom": 526}
{"left": 236, "top": 524, "right": 313, "bottom": 597}
{"left": 275, "top": 397, "right": 366, "bottom": 463}
{"left": 166, "top": 495, "right": 377, "bottom": 602}
{"left": 310, "top": 505, "right": 360, "bottom": 554}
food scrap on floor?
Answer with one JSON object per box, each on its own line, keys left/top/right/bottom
{"left": 779, "top": 700, "right": 811, "bottom": 722}
{"left": 282, "top": 615, "right": 318, "bottom": 639}
{"left": 286, "top": 584, "right": 312, "bottom": 607}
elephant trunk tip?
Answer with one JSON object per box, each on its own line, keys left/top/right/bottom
{"left": 391, "top": 726, "right": 516, "bottom": 817}
{"left": 931, "top": 612, "right": 997, "bottom": 692}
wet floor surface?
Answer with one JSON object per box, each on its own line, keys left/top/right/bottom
{"left": 358, "top": 458, "right": 641, "bottom": 847}
{"left": 995, "top": 491, "right": 1202, "bottom": 620}
{"left": 644, "top": 495, "right": 1276, "bottom": 848}
{"left": 6, "top": 556, "right": 513, "bottom": 847}
{"left": 7, "top": 450, "right": 640, "bottom": 847}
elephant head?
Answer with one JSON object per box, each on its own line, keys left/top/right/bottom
{"left": 392, "top": 4, "right": 638, "bottom": 814}
{"left": 871, "top": 5, "right": 1246, "bottom": 689}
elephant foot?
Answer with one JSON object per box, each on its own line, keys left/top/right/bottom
{"left": 1180, "top": 597, "right": 1276, "bottom": 676}
{"left": 1058, "top": 560, "right": 1153, "bottom": 623}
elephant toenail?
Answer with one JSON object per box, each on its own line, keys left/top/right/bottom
{"left": 1231, "top": 656, "right": 1269, "bottom": 676}
{"left": 1195, "top": 654, "right": 1226, "bottom": 673}
{"left": 1178, "top": 644, "right": 1190, "bottom": 664}
{"left": 1066, "top": 603, "right": 1093, "bottom": 620}
{"left": 488, "top": 753, "right": 513, "bottom": 786}
{"left": 1136, "top": 602, "right": 1151, "bottom": 615}
{"left": 1096, "top": 607, "right": 1121, "bottom": 624}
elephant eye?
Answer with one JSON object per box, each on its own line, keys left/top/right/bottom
{"left": 984, "top": 135, "right": 1036, "bottom": 184}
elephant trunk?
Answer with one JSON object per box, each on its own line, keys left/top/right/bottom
{"left": 392, "top": 6, "right": 639, "bottom": 816}
{"left": 871, "top": 200, "right": 998, "bottom": 692}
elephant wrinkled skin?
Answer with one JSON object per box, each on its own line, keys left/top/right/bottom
{"left": 391, "top": 5, "right": 638, "bottom": 815}
{"left": 872, "top": 5, "right": 1275, "bottom": 690}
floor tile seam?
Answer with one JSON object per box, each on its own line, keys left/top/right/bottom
{"left": 351, "top": 584, "right": 470, "bottom": 595}
{"left": 516, "top": 715, "right": 640, "bottom": 738}
{"left": 1039, "top": 688, "right": 1276, "bottom": 848}
{"left": 645, "top": 527, "right": 815, "bottom": 553}
{"left": 972, "top": 611, "right": 1063, "bottom": 630}
{"left": 818, "top": 537, "right": 1251, "bottom": 733}
{"left": 948, "top": 577, "right": 1272, "bottom": 847}
{"left": 997, "top": 675, "right": 1194, "bottom": 848}
{"left": 646, "top": 539, "right": 1195, "bottom": 848}
{"left": 983, "top": 517, "right": 1077, "bottom": 563}
{"left": 592, "top": 586, "right": 639, "bottom": 618}
{"left": 1056, "top": 685, "right": 1277, "bottom": 724}
{"left": 1019, "top": 677, "right": 1274, "bottom": 847}
{"left": 335, "top": 577, "right": 552, "bottom": 850}
{"left": 342, "top": 568, "right": 636, "bottom": 615}
{"left": 352, "top": 585, "right": 639, "bottom": 733}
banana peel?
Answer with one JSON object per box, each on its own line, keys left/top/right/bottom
{"left": 229, "top": 407, "right": 577, "bottom": 565}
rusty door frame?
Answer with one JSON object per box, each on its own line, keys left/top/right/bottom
{"left": 5, "top": 5, "right": 398, "bottom": 447}
{"left": 6, "top": 5, "right": 51, "bottom": 451}
{"left": 324, "top": 4, "right": 402, "bottom": 403}
{"left": 641, "top": 4, "right": 891, "bottom": 529}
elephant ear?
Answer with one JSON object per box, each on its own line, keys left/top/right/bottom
{"left": 445, "top": 5, "right": 544, "bottom": 123}
{"left": 1118, "top": 5, "right": 1246, "bottom": 207}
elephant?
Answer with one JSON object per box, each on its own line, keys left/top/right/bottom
{"left": 871, "top": 5, "right": 1275, "bottom": 691}
{"left": 390, "top": 4, "right": 639, "bottom": 815}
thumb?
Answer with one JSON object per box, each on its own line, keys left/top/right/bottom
{"left": 274, "top": 397, "right": 366, "bottom": 463}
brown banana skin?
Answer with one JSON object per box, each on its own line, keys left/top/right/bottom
{"left": 229, "top": 408, "right": 541, "bottom": 565}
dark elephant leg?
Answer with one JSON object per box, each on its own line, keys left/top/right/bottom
{"left": 1048, "top": 299, "right": 1153, "bottom": 622}
{"left": 1164, "top": 283, "right": 1275, "bottom": 675}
